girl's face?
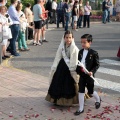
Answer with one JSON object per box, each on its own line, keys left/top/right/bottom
{"left": 0, "top": 8, "right": 6, "bottom": 15}
{"left": 64, "top": 34, "right": 73, "bottom": 45}
{"left": 81, "top": 38, "right": 91, "bottom": 49}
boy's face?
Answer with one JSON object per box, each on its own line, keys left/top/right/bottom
{"left": 81, "top": 38, "right": 91, "bottom": 49}
{"left": 64, "top": 34, "right": 73, "bottom": 46}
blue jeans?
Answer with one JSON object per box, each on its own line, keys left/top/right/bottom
{"left": 8, "top": 24, "right": 20, "bottom": 54}
{"left": 102, "top": 10, "right": 108, "bottom": 23}
{"left": 107, "top": 11, "right": 110, "bottom": 22}
{"left": 77, "top": 15, "right": 83, "bottom": 27}
{"left": 65, "top": 14, "right": 69, "bottom": 31}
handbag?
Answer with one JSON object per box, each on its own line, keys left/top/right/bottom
{"left": 90, "top": 12, "right": 92, "bottom": 16}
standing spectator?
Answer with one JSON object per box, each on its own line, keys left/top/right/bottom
{"left": 24, "top": 3, "right": 34, "bottom": 40}
{"left": 107, "top": 0, "right": 112, "bottom": 22}
{"left": 77, "top": 0, "right": 84, "bottom": 28}
{"left": 16, "top": 2, "right": 30, "bottom": 51}
{"left": 69, "top": 0, "right": 74, "bottom": 28}
{"left": 33, "top": 0, "right": 44, "bottom": 46}
{"left": 41, "top": 0, "right": 48, "bottom": 42}
{"left": 45, "top": 0, "right": 52, "bottom": 23}
{"left": 0, "top": 0, "right": 6, "bottom": 6}
{"left": 83, "top": 1, "right": 91, "bottom": 28}
{"left": 72, "top": 1, "right": 79, "bottom": 31}
{"left": 56, "top": 0, "right": 64, "bottom": 28}
{"left": 102, "top": 0, "right": 110, "bottom": 24}
{"left": 0, "top": 6, "right": 12, "bottom": 60}
{"left": 51, "top": 0, "right": 57, "bottom": 24}
{"left": 63, "top": 0, "right": 71, "bottom": 31}
{"left": 115, "top": 0, "right": 120, "bottom": 21}
{"left": 7, "top": 0, "right": 20, "bottom": 56}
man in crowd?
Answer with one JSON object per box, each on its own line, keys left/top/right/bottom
{"left": 107, "top": 0, "right": 112, "bottom": 22}
{"left": 33, "top": 0, "right": 44, "bottom": 45}
{"left": 56, "top": 0, "right": 64, "bottom": 28}
{"left": 51, "top": 0, "right": 57, "bottom": 24}
{"left": 7, "top": 0, "right": 20, "bottom": 56}
{"left": 102, "top": 0, "right": 110, "bottom": 24}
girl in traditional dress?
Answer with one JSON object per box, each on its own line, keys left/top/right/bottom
{"left": 45, "top": 30, "right": 80, "bottom": 106}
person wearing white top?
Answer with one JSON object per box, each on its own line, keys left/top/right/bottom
{"left": 0, "top": 6, "right": 12, "bottom": 60}
{"left": 83, "top": 1, "right": 91, "bottom": 28}
{"left": 51, "top": 0, "right": 57, "bottom": 23}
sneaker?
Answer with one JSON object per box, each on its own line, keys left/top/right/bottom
{"left": 37, "top": 42, "right": 42, "bottom": 46}
{"left": 39, "top": 40, "right": 43, "bottom": 45}
{"left": 11, "top": 53, "right": 20, "bottom": 56}
{"left": 42, "top": 39, "right": 48, "bottom": 42}
{"left": 19, "top": 48, "right": 25, "bottom": 51}
{"left": 33, "top": 41, "right": 37, "bottom": 46}
{"left": 24, "top": 48, "right": 30, "bottom": 51}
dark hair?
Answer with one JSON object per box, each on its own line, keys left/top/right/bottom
{"left": 11, "top": 0, "right": 17, "bottom": 4}
{"left": 0, "top": 0, "right": 3, "bottom": 2}
{"left": 81, "top": 34, "right": 93, "bottom": 42}
{"left": 26, "top": 3, "right": 31, "bottom": 7}
{"left": 65, "top": 0, "right": 69, "bottom": 3}
{"left": 64, "top": 30, "right": 74, "bottom": 38}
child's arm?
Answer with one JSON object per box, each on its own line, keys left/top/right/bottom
{"left": 90, "top": 51, "right": 100, "bottom": 75}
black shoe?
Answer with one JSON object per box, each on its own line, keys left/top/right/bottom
{"left": 4, "top": 55, "right": 10, "bottom": 58}
{"left": 2, "top": 56, "right": 6, "bottom": 60}
{"left": 95, "top": 97, "right": 101, "bottom": 109}
{"left": 74, "top": 110, "right": 84, "bottom": 116}
{"left": 11, "top": 53, "right": 20, "bottom": 56}
{"left": 42, "top": 39, "right": 48, "bottom": 42}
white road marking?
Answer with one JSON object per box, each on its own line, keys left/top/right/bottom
{"left": 95, "top": 78, "right": 120, "bottom": 93}
{"left": 100, "top": 59, "right": 120, "bottom": 66}
{"left": 98, "top": 67, "right": 120, "bottom": 77}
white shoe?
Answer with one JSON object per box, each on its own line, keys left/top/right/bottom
{"left": 37, "top": 42, "right": 42, "bottom": 46}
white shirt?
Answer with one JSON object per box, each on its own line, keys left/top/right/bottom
{"left": 52, "top": 1, "right": 57, "bottom": 10}
{"left": 81, "top": 49, "right": 88, "bottom": 67}
{"left": 84, "top": 5, "right": 91, "bottom": 15}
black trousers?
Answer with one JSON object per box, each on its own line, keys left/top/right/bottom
{"left": 57, "top": 12, "right": 64, "bottom": 28}
{"left": 83, "top": 15, "right": 90, "bottom": 28}
{"left": 79, "top": 73, "right": 94, "bottom": 94}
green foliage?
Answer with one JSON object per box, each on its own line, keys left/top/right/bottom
{"left": 6, "top": 0, "right": 35, "bottom": 10}
{"left": 92, "top": 10, "right": 102, "bottom": 16}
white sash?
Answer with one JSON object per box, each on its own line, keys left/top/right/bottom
{"left": 61, "top": 46, "right": 70, "bottom": 67}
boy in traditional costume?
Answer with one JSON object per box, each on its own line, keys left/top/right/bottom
{"left": 74, "top": 34, "right": 101, "bottom": 115}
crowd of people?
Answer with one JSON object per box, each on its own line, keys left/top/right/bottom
{"left": 0, "top": 0, "right": 49, "bottom": 60}
{"left": 46, "top": 0, "right": 92, "bottom": 31}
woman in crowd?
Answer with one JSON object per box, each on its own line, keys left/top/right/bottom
{"left": 45, "top": 30, "right": 79, "bottom": 106}
{"left": 16, "top": 2, "right": 30, "bottom": 51}
{"left": 77, "top": 0, "right": 84, "bottom": 28}
{"left": 40, "top": 0, "right": 48, "bottom": 43}
{"left": 83, "top": 1, "right": 91, "bottom": 28}
{"left": 115, "top": 0, "right": 120, "bottom": 21}
{"left": 24, "top": 3, "right": 34, "bottom": 40}
{"left": 0, "top": 6, "right": 12, "bottom": 60}
{"left": 72, "top": 1, "right": 79, "bottom": 31}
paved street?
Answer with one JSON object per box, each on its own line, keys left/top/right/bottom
{"left": 0, "top": 22, "right": 120, "bottom": 120}
{"left": 0, "top": 66, "right": 120, "bottom": 120}
{"left": 10, "top": 22, "right": 120, "bottom": 97}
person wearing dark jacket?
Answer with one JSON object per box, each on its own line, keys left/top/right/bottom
{"left": 74, "top": 34, "right": 101, "bottom": 116}
{"left": 45, "top": 0, "right": 52, "bottom": 23}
